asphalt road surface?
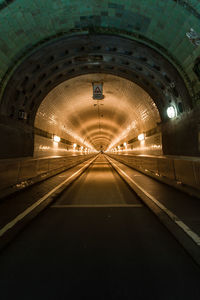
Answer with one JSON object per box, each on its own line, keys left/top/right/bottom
{"left": 0, "top": 155, "right": 200, "bottom": 299}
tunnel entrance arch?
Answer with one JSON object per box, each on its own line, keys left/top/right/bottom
{"left": 34, "top": 73, "right": 162, "bottom": 156}
{"left": 0, "top": 34, "right": 197, "bottom": 158}
{"left": 1, "top": 34, "right": 192, "bottom": 122}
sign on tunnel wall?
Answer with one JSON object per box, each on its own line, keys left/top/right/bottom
{"left": 93, "top": 82, "right": 104, "bottom": 100}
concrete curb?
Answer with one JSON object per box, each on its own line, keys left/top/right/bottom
{"left": 106, "top": 155, "right": 200, "bottom": 267}
{"left": 0, "top": 156, "right": 98, "bottom": 252}
{"left": 107, "top": 154, "right": 200, "bottom": 200}
{"left": 0, "top": 155, "right": 96, "bottom": 201}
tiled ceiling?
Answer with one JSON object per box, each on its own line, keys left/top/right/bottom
{"left": 35, "top": 74, "right": 160, "bottom": 150}
{"left": 0, "top": 0, "right": 200, "bottom": 103}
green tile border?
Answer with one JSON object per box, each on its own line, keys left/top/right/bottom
{"left": 0, "top": 27, "right": 193, "bottom": 102}
{"left": 0, "top": 0, "right": 199, "bottom": 21}
{"left": 0, "top": 0, "right": 15, "bottom": 11}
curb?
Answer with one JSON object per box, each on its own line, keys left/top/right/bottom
{"left": 106, "top": 155, "right": 200, "bottom": 267}
{"left": 0, "top": 156, "right": 98, "bottom": 252}
{"left": 0, "top": 155, "right": 97, "bottom": 201}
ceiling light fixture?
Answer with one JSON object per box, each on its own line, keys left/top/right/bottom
{"left": 138, "top": 133, "right": 145, "bottom": 141}
{"left": 53, "top": 135, "right": 60, "bottom": 143}
{"left": 167, "top": 106, "right": 176, "bottom": 119}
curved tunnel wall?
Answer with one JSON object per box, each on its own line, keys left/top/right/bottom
{"left": 0, "top": 34, "right": 199, "bottom": 158}
{"left": 0, "top": 0, "right": 200, "bottom": 97}
{"left": 34, "top": 73, "right": 162, "bottom": 157}
{"left": 1, "top": 35, "right": 191, "bottom": 121}
{"left": 0, "top": 0, "right": 200, "bottom": 158}
{"left": 0, "top": 0, "right": 199, "bottom": 200}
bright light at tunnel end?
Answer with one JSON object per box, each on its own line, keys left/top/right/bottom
{"left": 167, "top": 106, "right": 176, "bottom": 119}
{"left": 53, "top": 135, "right": 61, "bottom": 143}
{"left": 138, "top": 133, "right": 145, "bottom": 141}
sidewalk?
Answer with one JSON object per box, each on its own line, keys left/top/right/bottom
{"left": 106, "top": 155, "right": 200, "bottom": 266}
{"left": 0, "top": 157, "right": 96, "bottom": 250}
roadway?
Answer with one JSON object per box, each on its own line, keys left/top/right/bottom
{"left": 0, "top": 155, "right": 200, "bottom": 299}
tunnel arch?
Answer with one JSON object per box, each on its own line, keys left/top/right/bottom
{"left": 1, "top": 34, "right": 192, "bottom": 123}
{"left": 34, "top": 73, "right": 161, "bottom": 154}
{"left": 0, "top": 33, "right": 199, "bottom": 157}
{"left": 0, "top": 1, "right": 200, "bottom": 158}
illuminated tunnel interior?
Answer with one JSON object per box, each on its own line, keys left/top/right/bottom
{"left": 1, "top": 2, "right": 200, "bottom": 298}
{"left": 34, "top": 73, "right": 161, "bottom": 157}
{"left": 0, "top": 1, "right": 200, "bottom": 160}
{"left": 0, "top": 33, "right": 198, "bottom": 159}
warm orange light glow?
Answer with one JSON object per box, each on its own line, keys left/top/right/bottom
{"left": 138, "top": 133, "right": 145, "bottom": 141}
{"left": 53, "top": 135, "right": 60, "bottom": 143}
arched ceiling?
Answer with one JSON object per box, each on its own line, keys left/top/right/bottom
{"left": 0, "top": 0, "right": 200, "bottom": 105}
{"left": 0, "top": 34, "right": 192, "bottom": 124}
{"left": 35, "top": 74, "right": 161, "bottom": 151}
{"left": 0, "top": 0, "right": 200, "bottom": 158}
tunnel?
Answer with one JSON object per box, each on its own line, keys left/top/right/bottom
{"left": 0, "top": 1, "right": 200, "bottom": 299}
{"left": 0, "top": 34, "right": 197, "bottom": 158}
{"left": 34, "top": 72, "right": 162, "bottom": 157}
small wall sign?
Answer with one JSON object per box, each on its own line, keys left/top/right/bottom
{"left": 92, "top": 82, "right": 104, "bottom": 100}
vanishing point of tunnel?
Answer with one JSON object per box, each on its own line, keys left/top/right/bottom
{"left": 0, "top": 1, "right": 200, "bottom": 299}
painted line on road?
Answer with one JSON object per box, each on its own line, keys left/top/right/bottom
{"left": 0, "top": 157, "right": 97, "bottom": 238}
{"left": 108, "top": 158, "right": 200, "bottom": 247}
{"left": 51, "top": 204, "right": 143, "bottom": 208}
